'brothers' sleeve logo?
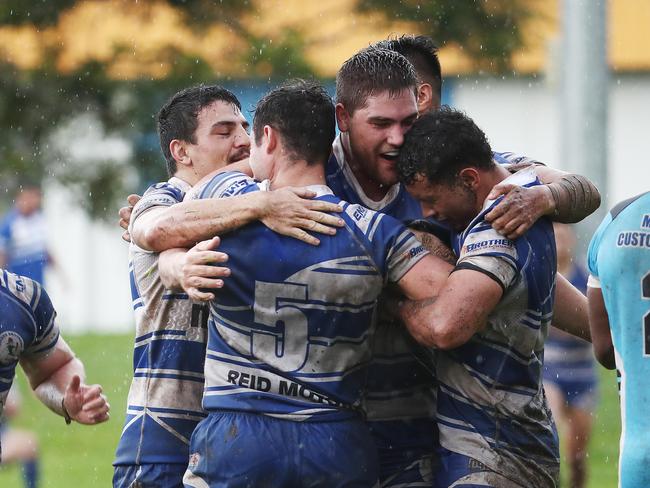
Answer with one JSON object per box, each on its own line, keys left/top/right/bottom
{"left": 0, "top": 331, "right": 25, "bottom": 366}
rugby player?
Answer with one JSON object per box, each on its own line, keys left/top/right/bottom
{"left": 0, "top": 269, "right": 110, "bottom": 457}
{"left": 395, "top": 107, "right": 564, "bottom": 488}
{"left": 587, "top": 191, "right": 650, "bottom": 488}
{"left": 332, "top": 44, "right": 597, "bottom": 486}
{"left": 114, "top": 85, "right": 345, "bottom": 488}
{"left": 181, "top": 79, "right": 456, "bottom": 488}
{"left": 118, "top": 44, "right": 599, "bottom": 487}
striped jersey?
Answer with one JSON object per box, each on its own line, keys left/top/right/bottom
{"left": 114, "top": 177, "right": 208, "bottom": 466}
{"left": 326, "top": 136, "right": 533, "bottom": 448}
{"left": 587, "top": 191, "right": 650, "bottom": 488}
{"left": 196, "top": 171, "right": 428, "bottom": 421}
{"left": 0, "top": 270, "right": 58, "bottom": 431}
{"left": 0, "top": 209, "right": 49, "bottom": 284}
{"left": 439, "top": 167, "right": 559, "bottom": 487}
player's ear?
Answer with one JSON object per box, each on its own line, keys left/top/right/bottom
{"left": 458, "top": 167, "right": 480, "bottom": 190}
{"left": 335, "top": 103, "right": 351, "bottom": 132}
{"left": 416, "top": 83, "right": 434, "bottom": 113}
{"left": 170, "top": 139, "right": 191, "bottom": 167}
{"left": 263, "top": 125, "right": 277, "bottom": 154}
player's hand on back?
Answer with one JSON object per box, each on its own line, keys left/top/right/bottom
{"left": 63, "top": 374, "right": 110, "bottom": 425}
{"left": 484, "top": 183, "right": 554, "bottom": 240}
{"left": 260, "top": 187, "right": 344, "bottom": 246}
{"left": 181, "top": 236, "right": 230, "bottom": 302}
{"left": 118, "top": 194, "right": 142, "bottom": 242}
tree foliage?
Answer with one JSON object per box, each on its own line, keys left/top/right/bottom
{"left": 0, "top": 0, "right": 532, "bottom": 218}
{"left": 356, "top": 0, "right": 533, "bottom": 70}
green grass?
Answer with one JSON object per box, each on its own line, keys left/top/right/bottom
{"left": 0, "top": 333, "right": 622, "bottom": 487}
{"left": 0, "top": 333, "right": 134, "bottom": 487}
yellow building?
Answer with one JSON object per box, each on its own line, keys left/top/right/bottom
{"left": 1, "top": 0, "right": 649, "bottom": 79}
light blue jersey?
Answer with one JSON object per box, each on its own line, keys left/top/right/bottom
{"left": 114, "top": 177, "right": 208, "bottom": 471}
{"left": 0, "top": 270, "right": 59, "bottom": 448}
{"left": 197, "top": 170, "right": 428, "bottom": 421}
{"left": 587, "top": 191, "right": 650, "bottom": 488}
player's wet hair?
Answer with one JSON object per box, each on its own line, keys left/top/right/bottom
{"left": 253, "top": 79, "right": 335, "bottom": 166}
{"left": 336, "top": 47, "right": 417, "bottom": 114}
{"left": 374, "top": 35, "right": 442, "bottom": 100}
{"left": 157, "top": 85, "right": 241, "bottom": 177}
{"left": 397, "top": 107, "right": 494, "bottom": 186}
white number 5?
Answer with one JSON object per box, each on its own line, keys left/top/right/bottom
{"left": 253, "top": 281, "right": 309, "bottom": 371}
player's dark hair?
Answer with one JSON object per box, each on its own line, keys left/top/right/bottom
{"left": 336, "top": 47, "right": 417, "bottom": 114}
{"left": 397, "top": 107, "right": 494, "bottom": 185}
{"left": 253, "top": 79, "right": 335, "bottom": 166}
{"left": 157, "top": 85, "right": 241, "bottom": 177}
{"left": 374, "top": 35, "right": 442, "bottom": 100}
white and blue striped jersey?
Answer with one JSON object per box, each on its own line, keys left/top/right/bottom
{"left": 196, "top": 171, "right": 428, "bottom": 421}
{"left": 0, "top": 209, "right": 49, "bottom": 284}
{"left": 326, "top": 137, "right": 534, "bottom": 445}
{"left": 587, "top": 191, "right": 650, "bottom": 488}
{"left": 114, "top": 177, "right": 208, "bottom": 466}
{"left": 0, "top": 270, "right": 58, "bottom": 429}
{"left": 439, "top": 167, "right": 559, "bottom": 487}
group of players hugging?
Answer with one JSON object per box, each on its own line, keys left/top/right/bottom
{"left": 0, "top": 35, "right": 604, "bottom": 488}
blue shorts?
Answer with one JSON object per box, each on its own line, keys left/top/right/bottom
{"left": 433, "top": 449, "right": 526, "bottom": 488}
{"left": 183, "top": 411, "right": 379, "bottom": 488}
{"left": 543, "top": 365, "right": 598, "bottom": 410}
{"left": 113, "top": 463, "right": 186, "bottom": 488}
{"left": 368, "top": 419, "right": 435, "bottom": 487}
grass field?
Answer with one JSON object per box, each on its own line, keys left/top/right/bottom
{"left": 0, "top": 333, "right": 622, "bottom": 487}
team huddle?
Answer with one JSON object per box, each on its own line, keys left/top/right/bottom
{"left": 5, "top": 33, "right": 633, "bottom": 488}
{"left": 112, "top": 36, "right": 605, "bottom": 488}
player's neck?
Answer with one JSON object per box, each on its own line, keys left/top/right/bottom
{"left": 173, "top": 168, "right": 202, "bottom": 187}
{"left": 478, "top": 166, "right": 512, "bottom": 210}
{"left": 340, "top": 133, "right": 391, "bottom": 202}
{"left": 268, "top": 159, "right": 327, "bottom": 190}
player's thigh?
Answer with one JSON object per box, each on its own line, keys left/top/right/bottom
{"left": 113, "top": 463, "right": 186, "bottom": 488}
{"left": 0, "top": 429, "right": 38, "bottom": 463}
{"left": 564, "top": 406, "right": 594, "bottom": 451}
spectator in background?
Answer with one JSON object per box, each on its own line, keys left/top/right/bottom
{"left": 0, "top": 184, "right": 52, "bottom": 285}
{"left": 543, "top": 223, "right": 598, "bottom": 488}
{"left": 0, "top": 385, "right": 39, "bottom": 488}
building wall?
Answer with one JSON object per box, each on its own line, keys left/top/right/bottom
{"left": 44, "top": 74, "right": 650, "bottom": 333}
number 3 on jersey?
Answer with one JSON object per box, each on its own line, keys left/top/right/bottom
{"left": 641, "top": 271, "right": 650, "bottom": 356}
{"left": 253, "top": 281, "right": 309, "bottom": 371}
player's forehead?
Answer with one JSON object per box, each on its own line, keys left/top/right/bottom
{"left": 358, "top": 88, "right": 417, "bottom": 120}
{"left": 196, "top": 100, "right": 247, "bottom": 128}
{"left": 408, "top": 177, "right": 449, "bottom": 200}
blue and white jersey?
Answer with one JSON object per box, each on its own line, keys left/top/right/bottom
{"left": 114, "top": 176, "right": 208, "bottom": 466}
{"left": 0, "top": 270, "right": 58, "bottom": 426}
{"left": 327, "top": 135, "right": 442, "bottom": 461}
{"left": 0, "top": 209, "right": 48, "bottom": 284}
{"left": 440, "top": 167, "right": 559, "bottom": 488}
{"left": 326, "top": 138, "right": 541, "bottom": 428}
{"left": 587, "top": 191, "right": 650, "bottom": 488}
{"left": 197, "top": 171, "right": 428, "bottom": 421}
{"left": 492, "top": 151, "right": 542, "bottom": 167}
